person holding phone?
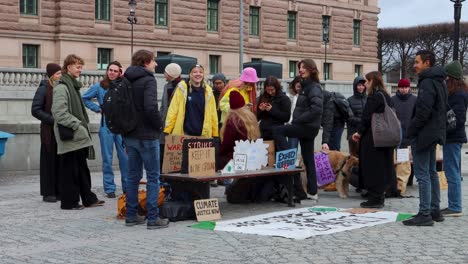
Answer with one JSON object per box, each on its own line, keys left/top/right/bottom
{"left": 82, "top": 61, "right": 129, "bottom": 199}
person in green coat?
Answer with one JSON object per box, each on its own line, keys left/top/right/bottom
{"left": 51, "top": 54, "right": 104, "bottom": 210}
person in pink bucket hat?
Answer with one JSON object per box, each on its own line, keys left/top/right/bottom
{"left": 218, "top": 67, "right": 259, "bottom": 124}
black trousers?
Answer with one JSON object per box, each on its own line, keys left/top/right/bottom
{"left": 39, "top": 142, "right": 60, "bottom": 197}
{"left": 59, "top": 148, "right": 98, "bottom": 209}
{"left": 274, "top": 124, "right": 319, "bottom": 195}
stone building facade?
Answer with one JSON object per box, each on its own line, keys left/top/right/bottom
{"left": 0, "top": 0, "right": 380, "bottom": 80}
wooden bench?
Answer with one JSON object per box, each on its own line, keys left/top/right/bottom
{"left": 161, "top": 167, "right": 304, "bottom": 207}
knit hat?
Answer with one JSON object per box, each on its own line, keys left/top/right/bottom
{"left": 212, "top": 73, "right": 226, "bottom": 84}
{"left": 445, "top": 60, "right": 463, "bottom": 80}
{"left": 164, "top": 63, "right": 182, "bottom": 79}
{"left": 229, "top": 90, "right": 245, "bottom": 110}
{"left": 46, "top": 63, "right": 61, "bottom": 78}
{"left": 397, "top": 78, "right": 411, "bottom": 88}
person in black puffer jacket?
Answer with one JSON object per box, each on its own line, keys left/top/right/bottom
{"left": 347, "top": 76, "right": 367, "bottom": 157}
{"left": 441, "top": 60, "right": 468, "bottom": 217}
{"left": 321, "top": 90, "right": 350, "bottom": 151}
{"left": 257, "top": 76, "right": 291, "bottom": 146}
{"left": 274, "top": 59, "right": 323, "bottom": 201}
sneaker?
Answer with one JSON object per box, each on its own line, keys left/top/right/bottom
{"left": 209, "top": 181, "right": 218, "bottom": 187}
{"left": 106, "top": 192, "right": 116, "bottom": 198}
{"left": 43, "top": 196, "right": 57, "bottom": 203}
{"left": 307, "top": 193, "right": 318, "bottom": 201}
{"left": 147, "top": 218, "right": 169, "bottom": 229}
{"left": 402, "top": 213, "right": 434, "bottom": 226}
{"left": 125, "top": 214, "right": 146, "bottom": 226}
{"left": 440, "top": 208, "right": 463, "bottom": 217}
{"left": 431, "top": 211, "right": 445, "bottom": 222}
{"left": 360, "top": 200, "right": 384, "bottom": 209}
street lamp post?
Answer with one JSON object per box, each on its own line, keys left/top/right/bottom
{"left": 128, "top": 0, "right": 137, "bottom": 58}
{"left": 450, "top": 0, "right": 465, "bottom": 61}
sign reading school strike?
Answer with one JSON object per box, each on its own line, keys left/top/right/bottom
{"left": 187, "top": 140, "right": 216, "bottom": 177}
{"left": 194, "top": 198, "right": 221, "bottom": 222}
{"left": 162, "top": 135, "right": 197, "bottom": 173}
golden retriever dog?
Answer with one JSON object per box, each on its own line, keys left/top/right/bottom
{"left": 322, "top": 151, "right": 359, "bottom": 199}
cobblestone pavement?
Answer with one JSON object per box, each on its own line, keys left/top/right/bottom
{"left": 0, "top": 172, "right": 467, "bottom": 264}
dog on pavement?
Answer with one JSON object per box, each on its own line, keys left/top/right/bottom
{"left": 321, "top": 151, "right": 359, "bottom": 199}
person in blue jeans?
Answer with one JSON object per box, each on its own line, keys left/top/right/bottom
{"left": 403, "top": 50, "right": 447, "bottom": 226}
{"left": 441, "top": 60, "right": 467, "bottom": 217}
{"left": 82, "top": 61, "right": 129, "bottom": 198}
{"left": 123, "top": 49, "right": 169, "bottom": 229}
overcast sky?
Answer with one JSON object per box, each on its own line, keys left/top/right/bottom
{"left": 378, "top": 0, "right": 468, "bottom": 28}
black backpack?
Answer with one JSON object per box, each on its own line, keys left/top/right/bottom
{"left": 332, "top": 92, "right": 353, "bottom": 120}
{"left": 102, "top": 77, "right": 138, "bottom": 134}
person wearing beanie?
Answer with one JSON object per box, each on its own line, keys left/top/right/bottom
{"left": 441, "top": 60, "right": 468, "bottom": 217}
{"left": 82, "top": 61, "right": 129, "bottom": 199}
{"left": 159, "top": 63, "right": 183, "bottom": 165}
{"left": 164, "top": 64, "right": 218, "bottom": 138}
{"left": 219, "top": 90, "right": 264, "bottom": 203}
{"left": 218, "top": 67, "right": 259, "bottom": 123}
{"left": 391, "top": 78, "right": 417, "bottom": 195}
{"left": 31, "top": 63, "right": 63, "bottom": 203}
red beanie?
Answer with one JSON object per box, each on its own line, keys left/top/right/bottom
{"left": 229, "top": 90, "right": 245, "bottom": 110}
{"left": 397, "top": 78, "right": 411, "bottom": 87}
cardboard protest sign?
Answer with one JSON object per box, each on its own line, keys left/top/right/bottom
{"left": 234, "top": 154, "right": 247, "bottom": 171}
{"left": 194, "top": 198, "right": 221, "bottom": 222}
{"left": 314, "top": 151, "right": 335, "bottom": 186}
{"left": 162, "top": 135, "right": 198, "bottom": 173}
{"left": 264, "top": 140, "right": 275, "bottom": 167}
{"left": 275, "top": 148, "right": 297, "bottom": 169}
{"left": 232, "top": 139, "right": 268, "bottom": 171}
{"left": 181, "top": 138, "right": 219, "bottom": 175}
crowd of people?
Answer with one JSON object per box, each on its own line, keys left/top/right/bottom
{"left": 31, "top": 49, "right": 466, "bottom": 229}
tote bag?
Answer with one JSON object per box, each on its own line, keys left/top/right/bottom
{"left": 371, "top": 92, "right": 401, "bottom": 147}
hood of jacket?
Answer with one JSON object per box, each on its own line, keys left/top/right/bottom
{"left": 124, "top": 66, "right": 154, "bottom": 82}
{"left": 418, "top": 66, "right": 447, "bottom": 84}
{"left": 352, "top": 76, "right": 366, "bottom": 97}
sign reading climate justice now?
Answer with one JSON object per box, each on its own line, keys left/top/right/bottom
{"left": 194, "top": 198, "right": 221, "bottom": 222}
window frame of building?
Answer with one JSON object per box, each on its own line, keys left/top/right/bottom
{"left": 20, "top": 0, "right": 38, "bottom": 16}
{"left": 251, "top": 58, "right": 262, "bottom": 62}
{"left": 22, "top": 44, "right": 39, "bottom": 68}
{"left": 353, "top": 19, "right": 361, "bottom": 46}
{"left": 155, "top": 0, "right": 168, "bottom": 27}
{"left": 207, "top": 0, "right": 219, "bottom": 32}
{"left": 249, "top": 6, "right": 260, "bottom": 37}
{"left": 354, "top": 64, "right": 363, "bottom": 77}
{"left": 95, "top": 0, "right": 111, "bottom": 21}
{"left": 209, "top": 55, "right": 220, "bottom": 74}
{"left": 323, "top": 63, "right": 332, "bottom": 80}
{"left": 322, "top": 15, "right": 331, "bottom": 43}
{"left": 287, "top": 11, "right": 297, "bottom": 40}
{"left": 97, "top": 48, "right": 112, "bottom": 70}
{"left": 289, "top": 60, "right": 298, "bottom": 78}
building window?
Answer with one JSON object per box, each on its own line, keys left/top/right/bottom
{"left": 207, "top": 0, "right": 219, "bottom": 32}
{"left": 251, "top": 58, "right": 262, "bottom": 62}
{"left": 156, "top": 51, "right": 171, "bottom": 57}
{"left": 97, "top": 48, "right": 112, "bottom": 70}
{"left": 322, "top": 15, "right": 330, "bottom": 43}
{"left": 155, "top": 0, "right": 168, "bottom": 26}
{"left": 287, "top": 12, "right": 297, "bottom": 40}
{"left": 353, "top": 20, "right": 361, "bottom": 46}
{"left": 289, "top": 61, "right": 298, "bottom": 78}
{"left": 249, "top": 6, "right": 260, "bottom": 36}
{"left": 20, "top": 0, "right": 38, "bottom": 15}
{"left": 95, "top": 0, "right": 111, "bottom": 21}
{"left": 209, "top": 55, "right": 220, "bottom": 74}
{"left": 354, "top": 64, "right": 363, "bottom": 77}
{"left": 323, "top": 63, "right": 331, "bottom": 80}
{"left": 23, "top": 44, "right": 39, "bottom": 68}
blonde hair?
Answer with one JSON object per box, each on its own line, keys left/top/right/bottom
{"left": 220, "top": 106, "right": 260, "bottom": 141}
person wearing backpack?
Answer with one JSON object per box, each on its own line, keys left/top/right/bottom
{"left": 51, "top": 54, "right": 105, "bottom": 210}
{"left": 123, "top": 50, "right": 169, "bottom": 229}
{"left": 321, "top": 91, "right": 351, "bottom": 151}
{"left": 351, "top": 71, "right": 395, "bottom": 209}
{"left": 403, "top": 50, "right": 447, "bottom": 226}
{"left": 82, "top": 61, "right": 129, "bottom": 199}
{"left": 441, "top": 60, "right": 467, "bottom": 217}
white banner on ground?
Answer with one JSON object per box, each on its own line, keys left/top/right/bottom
{"left": 214, "top": 207, "right": 398, "bottom": 240}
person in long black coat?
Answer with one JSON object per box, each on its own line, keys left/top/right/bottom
{"left": 352, "top": 71, "right": 395, "bottom": 208}
{"left": 31, "top": 63, "right": 62, "bottom": 203}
